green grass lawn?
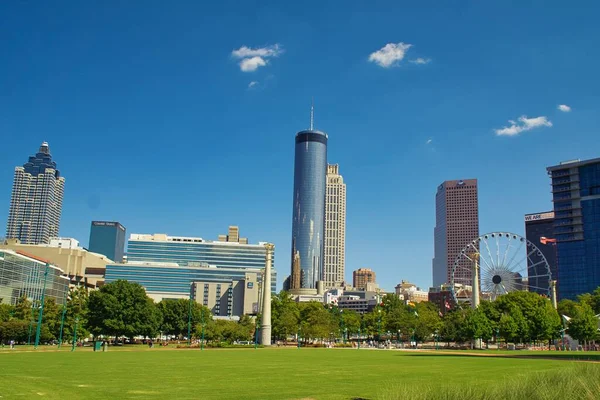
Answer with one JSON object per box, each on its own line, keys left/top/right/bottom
{"left": 0, "top": 347, "right": 597, "bottom": 400}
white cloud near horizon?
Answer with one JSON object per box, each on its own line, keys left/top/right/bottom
{"left": 558, "top": 104, "right": 571, "bottom": 112}
{"left": 495, "top": 115, "right": 553, "bottom": 136}
{"left": 410, "top": 58, "right": 431, "bottom": 65}
{"left": 232, "top": 44, "right": 282, "bottom": 72}
{"left": 368, "top": 42, "right": 412, "bottom": 68}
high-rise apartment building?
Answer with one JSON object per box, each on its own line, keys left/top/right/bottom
{"left": 6, "top": 142, "right": 65, "bottom": 245}
{"left": 89, "top": 221, "right": 126, "bottom": 262}
{"left": 524, "top": 212, "right": 557, "bottom": 295}
{"left": 353, "top": 268, "right": 376, "bottom": 290}
{"left": 432, "top": 179, "right": 479, "bottom": 287}
{"left": 323, "top": 164, "right": 346, "bottom": 289}
{"left": 290, "top": 112, "right": 327, "bottom": 289}
{"left": 547, "top": 158, "right": 600, "bottom": 299}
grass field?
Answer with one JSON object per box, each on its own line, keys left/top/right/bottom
{"left": 0, "top": 347, "right": 598, "bottom": 400}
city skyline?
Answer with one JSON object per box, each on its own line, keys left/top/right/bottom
{"left": 1, "top": 2, "right": 600, "bottom": 292}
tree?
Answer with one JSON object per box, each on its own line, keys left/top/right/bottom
{"left": 13, "top": 296, "right": 33, "bottom": 321}
{"left": 578, "top": 287, "right": 600, "bottom": 315}
{"left": 414, "top": 302, "right": 442, "bottom": 342}
{"left": 271, "top": 291, "right": 299, "bottom": 341}
{"left": 41, "top": 298, "right": 61, "bottom": 340}
{"left": 158, "top": 299, "right": 191, "bottom": 338}
{"left": 299, "top": 302, "right": 335, "bottom": 342}
{"left": 568, "top": 303, "right": 598, "bottom": 343}
{"left": 0, "top": 304, "right": 13, "bottom": 323}
{"left": 464, "top": 308, "right": 493, "bottom": 347}
{"left": 87, "top": 280, "right": 161, "bottom": 339}
{"left": 63, "top": 286, "right": 89, "bottom": 342}
{"left": 557, "top": 299, "right": 578, "bottom": 319}
{"left": 341, "top": 310, "right": 361, "bottom": 336}
{"left": 440, "top": 309, "right": 468, "bottom": 344}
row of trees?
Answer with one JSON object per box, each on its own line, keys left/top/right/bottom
{"left": 272, "top": 288, "right": 600, "bottom": 346}
{"left": 2, "top": 279, "right": 598, "bottom": 346}
{"left": 0, "top": 280, "right": 255, "bottom": 345}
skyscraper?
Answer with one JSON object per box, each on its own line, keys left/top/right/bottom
{"left": 524, "top": 212, "right": 557, "bottom": 295}
{"left": 547, "top": 158, "right": 600, "bottom": 300}
{"left": 323, "top": 164, "right": 346, "bottom": 289}
{"left": 290, "top": 108, "right": 327, "bottom": 289}
{"left": 89, "top": 221, "right": 126, "bottom": 262}
{"left": 6, "top": 142, "right": 65, "bottom": 245}
{"left": 432, "top": 179, "right": 479, "bottom": 287}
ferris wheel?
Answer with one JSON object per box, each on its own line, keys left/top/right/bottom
{"left": 450, "top": 232, "right": 553, "bottom": 304}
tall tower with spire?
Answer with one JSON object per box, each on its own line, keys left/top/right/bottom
{"left": 290, "top": 103, "right": 328, "bottom": 290}
{"left": 6, "top": 142, "right": 66, "bottom": 244}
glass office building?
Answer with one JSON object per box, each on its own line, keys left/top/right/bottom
{"left": 6, "top": 142, "right": 65, "bottom": 245}
{"left": 105, "top": 263, "right": 276, "bottom": 298}
{"left": 291, "top": 129, "right": 328, "bottom": 289}
{"left": 89, "top": 221, "right": 126, "bottom": 262}
{"left": 524, "top": 212, "right": 557, "bottom": 295}
{"left": 0, "top": 249, "right": 69, "bottom": 306}
{"left": 126, "top": 233, "right": 275, "bottom": 271}
{"left": 548, "top": 158, "right": 600, "bottom": 299}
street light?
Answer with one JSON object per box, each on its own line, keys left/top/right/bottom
{"left": 34, "top": 263, "right": 50, "bottom": 349}
{"left": 71, "top": 317, "right": 79, "bottom": 352}
{"left": 58, "top": 289, "right": 69, "bottom": 349}
{"left": 377, "top": 308, "right": 382, "bottom": 344}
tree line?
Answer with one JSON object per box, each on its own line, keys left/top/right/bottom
{"left": 1, "top": 279, "right": 598, "bottom": 347}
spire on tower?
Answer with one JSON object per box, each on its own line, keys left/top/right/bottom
{"left": 310, "top": 98, "right": 314, "bottom": 131}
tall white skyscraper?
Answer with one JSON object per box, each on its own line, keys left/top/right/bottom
{"left": 6, "top": 142, "right": 65, "bottom": 245}
{"left": 323, "top": 164, "right": 346, "bottom": 289}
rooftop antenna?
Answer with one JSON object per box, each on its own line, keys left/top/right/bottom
{"left": 310, "top": 98, "right": 314, "bottom": 131}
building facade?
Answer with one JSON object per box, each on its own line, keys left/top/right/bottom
{"left": 432, "top": 179, "right": 479, "bottom": 287}
{"left": 394, "top": 280, "right": 429, "bottom": 303}
{"left": 0, "top": 249, "right": 69, "bottom": 306}
{"left": 192, "top": 272, "right": 259, "bottom": 317}
{"left": 291, "top": 127, "right": 328, "bottom": 289}
{"left": 323, "top": 164, "right": 346, "bottom": 289}
{"left": 524, "top": 212, "right": 557, "bottom": 295}
{"left": 89, "top": 221, "right": 126, "bottom": 262}
{"left": 0, "top": 237, "right": 112, "bottom": 287}
{"left": 126, "top": 230, "right": 275, "bottom": 273}
{"left": 352, "top": 268, "right": 376, "bottom": 290}
{"left": 105, "top": 263, "right": 275, "bottom": 307}
{"left": 548, "top": 158, "right": 600, "bottom": 299}
{"left": 6, "top": 142, "right": 65, "bottom": 245}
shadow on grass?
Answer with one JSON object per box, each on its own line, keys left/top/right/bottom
{"left": 395, "top": 350, "right": 600, "bottom": 362}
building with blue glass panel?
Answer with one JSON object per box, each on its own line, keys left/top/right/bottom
{"left": 291, "top": 129, "right": 328, "bottom": 289}
{"left": 105, "top": 263, "right": 276, "bottom": 306}
{"left": 548, "top": 158, "right": 600, "bottom": 299}
{"left": 89, "top": 221, "right": 126, "bottom": 262}
{"left": 126, "top": 232, "right": 275, "bottom": 272}
{"left": 6, "top": 142, "right": 65, "bottom": 245}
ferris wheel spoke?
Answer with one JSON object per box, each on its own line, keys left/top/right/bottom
{"left": 503, "top": 240, "right": 524, "bottom": 272}
{"left": 483, "top": 239, "right": 497, "bottom": 270}
{"left": 501, "top": 235, "right": 513, "bottom": 269}
{"left": 527, "top": 274, "right": 552, "bottom": 280}
{"left": 471, "top": 243, "right": 494, "bottom": 274}
{"left": 496, "top": 235, "right": 501, "bottom": 269}
{"left": 505, "top": 247, "right": 537, "bottom": 274}
{"left": 527, "top": 283, "right": 551, "bottom": 292}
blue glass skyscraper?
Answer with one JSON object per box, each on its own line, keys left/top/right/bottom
{"left": 290, "top": 115, "right": 328, "bottom": 289}
{"left": 89, "top": 221, "right": 126, "bottom": 262}
{"left": 548, "top": 158, "right": 600, "bottom": 299}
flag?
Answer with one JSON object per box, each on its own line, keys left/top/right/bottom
{"left": 444, "top": 300, "right": 451, "bottom": 310}
{"left": 438, "top": 311, "right": 443, "bottom": 317}
{"left": 562, "top": 315, "right": 571, "bottom": 322}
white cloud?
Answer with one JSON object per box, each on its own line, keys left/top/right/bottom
{"left": 558, "top": 104, "right": 571, "bottom": 112}
{"left": 368, "top": 42, "right": 412, "bottom": 68}
{"left": 232, "top": 44, "right": 282, "bottom": 72}
{"left": 495, "top": 115, "right": 553, "bottom": 136}
{"left": 248, "top": 81, "right": 258, "bottom": 89}
{"left": 410, "top": 58, "right": 431, "bottom": 65}
{"left": 426, "top": 139, "right": 433, "bottom": 144}
{"left": 231, "top": 44, "right": 282, "bottom": 59}
{"left": 239, "top": 56, "right": 267, "bottom": 72}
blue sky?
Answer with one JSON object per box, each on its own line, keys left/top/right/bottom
{"left": 1, "top": 1, "right": 599, "bottom": 292}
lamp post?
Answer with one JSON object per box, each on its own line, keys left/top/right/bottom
{"left": 297, "top": 327, "right": 301, "bottom": 349}
{"left": 398, "top": 330, "right": 402, "bottom": 349}
{"left": 71, "top": 317, "right": 79, "bottom": 352}
{"left": 496, "top": 327, "right": 500, "bottom": 351}
{"left": 200, "top": 307, "right": 205, "bottom": 351}
{"left": 377, "top": 308, "right": 382, "bottom": 344}
{"left": 58, "top": 289, "right": 69, "bottom": 349}
{"left": 187, "top": 286, "right": 193, "bottom": 347}
{"left": 435, "top": 330, "right": 439, "bottom": 350}
{"left": 254, "top": 317, "right": 259, "bottom": 350}
{"left": 27, "top": 303, "right": 35, "bottom": 346}
{"left": 34, "top": 263, "right": 50, "bottom": 349}
{"left": 340, "top": 309, "right": 346, "bottom": 344}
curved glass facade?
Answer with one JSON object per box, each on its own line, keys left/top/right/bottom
{"left": 291, "top": 130, "right": 328, "bottom": 288}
